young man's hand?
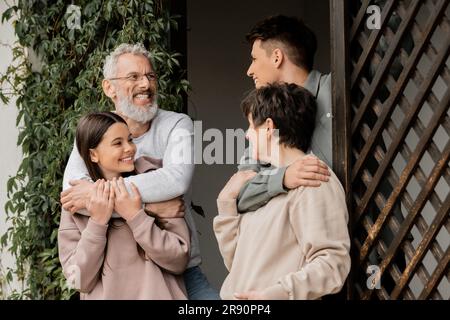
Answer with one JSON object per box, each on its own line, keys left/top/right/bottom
{"left": 145, "top": 196, "right": 185, "bottom": 219}
{"left": 60, "top": 179, "right": 95, "bottom": 213}
{"left": 283, "top": 155, "right": 330, "bottom": 189}
{"left": 218, "top": 170, "right": 257, "bottom": 200}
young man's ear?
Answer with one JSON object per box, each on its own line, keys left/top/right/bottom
{"left": 89, "top": 149, "right": 99, "bottom": 163}
{"left": 102, "top": 79, "right": 116, "bottom": 100}
{"left": 265, "top": 118, "right": 276, "bottom": 137}
{"left": 272, "top": 48, "right": 284, "bottom": 68}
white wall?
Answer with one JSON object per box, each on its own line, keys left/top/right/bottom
{"left": 0, "top": 1, "right": 22, "bottom": 297}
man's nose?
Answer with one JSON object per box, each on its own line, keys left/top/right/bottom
{"left": 138, "top": 75, "right": 151, "bottom": 89}
{"left": 246, "top": 64, "right": 253, "bottom": 78}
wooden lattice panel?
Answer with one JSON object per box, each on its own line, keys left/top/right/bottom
{"left": 348, "top": 0, "right": 450, "bottom": 300}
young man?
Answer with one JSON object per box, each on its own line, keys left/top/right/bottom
{"left": 237, "top": 15, "right": 332, "bottom": 213}
{"left": 214, "top": 83, "right": 350, "bottom": 299}
{"left": 239, "top": 15, "right": 407, "bottom": 293}
{"left": 60, "top": 43, "right": 220, "bottom": 300}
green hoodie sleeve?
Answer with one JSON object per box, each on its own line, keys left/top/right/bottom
{"left": 236, "top": 148, "right": 288, "bottom": 213}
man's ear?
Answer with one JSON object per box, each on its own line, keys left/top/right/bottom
{"left": 102, "top": 79, "right": 116, "bottom": 100}
{"left": 265, "top": 118, "right": 276, "bottom": 137}
{"left": 272, "top": 48, "right": 284, "bottom": 68}
{"left": 89, "top": 149, "right": 99, "bottom": 163}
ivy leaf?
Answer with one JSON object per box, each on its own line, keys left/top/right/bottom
{"left": 1, "top": 6, "right": 17, "bottom": 23}
{"left": 0, "top": 91, "right": 9, "bottom": 104}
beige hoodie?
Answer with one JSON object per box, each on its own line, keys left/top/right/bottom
{"left": 58, "top": 209, "right": 190, "bottom": 299}
{"left": 58, "top": 157, "right": 190, "bottom": 300}
{"left": 214, "top": 170, "right": 351, "bottom": 300}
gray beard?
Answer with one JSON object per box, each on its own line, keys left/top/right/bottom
{"left": 116, "top": 94, "right": 158, "bottom": 123}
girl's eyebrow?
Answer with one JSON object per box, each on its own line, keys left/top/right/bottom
{"left": 111, "top": 137, "right": 123, "bottom": 143}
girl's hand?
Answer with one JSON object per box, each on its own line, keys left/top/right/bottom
{"left": 112, "top": 177, "right": 142, "bottom": 221}
{"left": 218, "top": 170, "right": 257, "bottom": 200}
{"left": 86, "top": 179, "right": 115, "bottom": 225}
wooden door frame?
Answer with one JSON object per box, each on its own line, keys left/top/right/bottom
{"left": 330, "top": 0, "right": 354, "bottom": 299}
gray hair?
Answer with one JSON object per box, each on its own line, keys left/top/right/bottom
{"left": 103, "top": 43, "right": 154, "bottom": 79}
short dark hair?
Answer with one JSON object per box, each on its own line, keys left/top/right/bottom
{"left": 241, "top": 82, "right": 317, "bottom": 152}
{"left": 246, "top": 15, "right": 317, "bottom": 71}
{"left": 76, "top": 111, "right": 127, "bottom": 181}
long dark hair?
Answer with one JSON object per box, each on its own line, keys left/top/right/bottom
{"left": 76, "top": 111, "right": 128, "bottom": 181}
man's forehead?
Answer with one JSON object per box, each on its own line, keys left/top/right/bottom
{"left": 115, "top": 53, "right": 153, "bottom": 74}
{"left": 252, "top": 39, "right": 263, "bottom": 52}
{"left": 252, "top": 39, "right": 273, "bottom": 55}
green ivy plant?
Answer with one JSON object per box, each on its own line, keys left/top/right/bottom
{"left": 0, "top": 258, "right": 7, "bottom": 299}
{"left": 0, "top": 0, "right": 189, "bottom": 299}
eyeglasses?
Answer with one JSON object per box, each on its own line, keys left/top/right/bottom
{"left": 108, "top": 72, "right": 158, "bottom": 82}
